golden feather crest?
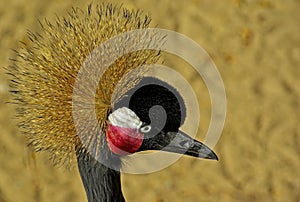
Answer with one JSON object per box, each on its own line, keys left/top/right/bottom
{"left": 9, "top": 3, "right": 162, "bottom": 166}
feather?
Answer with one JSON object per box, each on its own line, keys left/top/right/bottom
{"left": 8, "top": 3, "right": 163, "bottom": 167}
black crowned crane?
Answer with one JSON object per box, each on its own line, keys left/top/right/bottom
{"left": 8, "top": 4, "right": 217, "bottom": 202}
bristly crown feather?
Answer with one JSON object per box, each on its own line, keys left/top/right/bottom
{"left": 8, "top": 3, "right": 162, "bottom": 166}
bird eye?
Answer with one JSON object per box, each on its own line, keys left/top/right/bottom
{"left": 140, "top": 125, "right": 151, "bottom": 133}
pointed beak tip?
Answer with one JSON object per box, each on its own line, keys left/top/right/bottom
{"left": 210, "top": 152, "right": 219, "bottom": 161}
{"left": 202, "top": 151, "right": 218, "bottom": 161}
{"left": 194, "top": 142, "right": 218, "bottom": 161}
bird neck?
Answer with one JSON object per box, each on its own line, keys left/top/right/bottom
{"left": 77, "top": 152, "right": 125, "bottom": 202}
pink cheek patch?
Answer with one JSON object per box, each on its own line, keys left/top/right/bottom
{"left": 106, "top": 124, "right": 144, "bottom": 156}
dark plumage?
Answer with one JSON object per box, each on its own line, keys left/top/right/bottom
{"left": 77, "top": 152, "right": 124, "bottom": 202}
{"left": 115, "top": 77, "right": 186, "bottom": 133}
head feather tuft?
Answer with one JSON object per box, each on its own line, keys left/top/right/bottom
{"left": 8, "top": 3, "right": 163, "bottom": 166}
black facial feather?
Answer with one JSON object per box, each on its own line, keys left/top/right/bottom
{"left": 114, "top": 77, "right": 186, "bottom": 133}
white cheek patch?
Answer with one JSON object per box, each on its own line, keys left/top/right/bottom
{"left": 108, "top": 107, "right": 142, "bottom": 129}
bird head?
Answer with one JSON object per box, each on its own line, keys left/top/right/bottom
{"left": 105, "top": 77, "right": 218, "bottom": 160}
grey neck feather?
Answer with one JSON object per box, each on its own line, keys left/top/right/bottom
{"left": 77, "top": 152, "right": 125, "bottom": 202}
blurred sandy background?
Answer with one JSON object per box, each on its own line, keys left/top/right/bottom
{"left": 0, "top": 0, "right": 299, "bottom": 201}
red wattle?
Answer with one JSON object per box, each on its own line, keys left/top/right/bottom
{"left": 106, "top": 124, "right": 144, "bottom": 156}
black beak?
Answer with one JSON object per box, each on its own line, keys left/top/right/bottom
{"left": 139, "top": 130, "right": 218, "bottom": 160}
